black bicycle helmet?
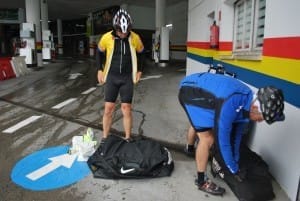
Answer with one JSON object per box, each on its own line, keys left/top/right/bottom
{"left": 113, "top": 9, "right": 132, "bottom": 33}
{"left": 257, "top": 86, "right": 285, "bottom": 124}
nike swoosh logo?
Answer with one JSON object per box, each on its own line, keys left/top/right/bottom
{"left": 120, "top": 167, "right": 135, "bottom": 174}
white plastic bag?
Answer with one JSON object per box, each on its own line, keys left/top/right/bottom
{"left": 69, "top": 128, "right": 97, "bottom": 161}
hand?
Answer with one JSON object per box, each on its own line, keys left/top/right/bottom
{"left": 135, "top": 71, "right": 142, "bottom": 84}
{"left": 234, "top": 168, "right": 247, "bottom": 182}
{"left": 97, "top": 71, "right": 104, "bottom": 85}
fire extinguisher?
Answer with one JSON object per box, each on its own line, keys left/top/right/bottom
{"left": 210, "top": 20, "right": 219, "bottom": 49}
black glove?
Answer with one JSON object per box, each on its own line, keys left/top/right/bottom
{"left": 234, "top": 168, "right": 247, "bottom": 182}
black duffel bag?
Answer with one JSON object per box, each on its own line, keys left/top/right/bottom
{"left": 87, "top": 134, "right": 174, "bottom": 179}
{"left": 211, "top": 144, "right": 275, "bottom": 201}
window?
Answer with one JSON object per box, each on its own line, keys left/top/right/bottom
{"left": 233, "top": 0, "right": 266, "bottom": 56}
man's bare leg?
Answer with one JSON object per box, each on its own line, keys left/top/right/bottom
{"left": 121, "top": 103, "right": 132, "bottom": 139}
{"left": 187, "top": 126, "right": 197, "bottom": 145}
{"left": 196, "top": 130, "right": 214, "bottom": 172}
{"left": 102, "top": 102, "right": 115, "bottom": 139}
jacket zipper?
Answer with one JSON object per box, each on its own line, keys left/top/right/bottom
{"left": 120, "top": 40, "right": 123, "bottom": 73}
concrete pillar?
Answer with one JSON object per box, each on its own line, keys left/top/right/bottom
{"left": 87, "top": 13, "right": 95, "bottom": 57}
{"left": 40, "top": 0, "right": 52, "bottom": 60}
{"left": 18, "top": 8, "right": 25, "bottom": 23}
{"left": 160, "top": 27, "right": 169, "bottom": 62}
{"left": 40, "top": 0, "right": 49, "bottom": 30}
{"left": 25, "top": 0, "right": 42, "bottom": 67}
{"left": 155, "top": 0, "right": 166, "bottom": 64}
{"left": 57, "top": 19, "right": 63, "bottom": 55}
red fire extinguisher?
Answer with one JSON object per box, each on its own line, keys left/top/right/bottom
{"left": 210, "top": 20, "right": 219, "bottom": 49}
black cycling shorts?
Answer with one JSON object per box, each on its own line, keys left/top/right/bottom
{"left": 104, "top": 73, "right": 133, "bottom": 103}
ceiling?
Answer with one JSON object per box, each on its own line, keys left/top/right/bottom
{"left": 1, "top": 0, "right": 184, "bottom": 20}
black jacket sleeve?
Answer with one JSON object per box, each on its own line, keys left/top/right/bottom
{"left": 96, "top": 48, "right": 106, "bottom": 71}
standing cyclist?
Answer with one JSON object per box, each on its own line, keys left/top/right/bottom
{"left": 178, "top": 72, "right": 285, "bottom": 195}
{"left": 96, "top": 9, "right": 144, "bottom": 141}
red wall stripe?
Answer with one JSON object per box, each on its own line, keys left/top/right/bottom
{"left": 188, "top": 37, "right": 300, "bottom": 60}
{"left": 187, "top": 41, "right": 232, "bottom": 51}
{"left": 187, "top": 41, "right": 210, "bottom": 49}
{"left": 219, "top": 42, "right": 232, "bottom": 51}
{"left": 263, "top": 37, "right": 300, "bottom": 59}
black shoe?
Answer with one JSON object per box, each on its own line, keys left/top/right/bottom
{"left": 195, "top": 179, "right": 225, "bottom": 196}
{"left": 183, "top": 147, "right": 195, "bottom": 157}
{"left": 123, "top": 137, "right": 134, "bottom": 142}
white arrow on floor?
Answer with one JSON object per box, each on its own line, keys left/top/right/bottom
{"left": 26, "top": 154, "right": 77, "bottom": 181}
{"left": 68, "top": 73, "right": 82, "bottom": 80}
{"left": 140, "top": 74, "right": 162, "bottom": 81}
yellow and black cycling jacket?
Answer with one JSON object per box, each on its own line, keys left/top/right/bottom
{"left": 96, "top": 30, "right": 144, "bottom": 84}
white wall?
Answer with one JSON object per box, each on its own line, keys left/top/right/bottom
{"left": 186, "top": 59, "right": 208, "bottom": 75}
{"left": 249, "top": 1, "right": 300, "bottom": 200}
{"left": 187, "top": 0, "right": 218, "bottom": 73}
{"left": 248, "top": 104, "right": 299, "bottom": 201}
{"left": 188, "top": 0, "right": 217, "bottom": 42}
{"left": 219, "top": 3, "right": 234, "bottom": 41}
{"left": 264, "top": 0, "right": 300, "bottom": 38}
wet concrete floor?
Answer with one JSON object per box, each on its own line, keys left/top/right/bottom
{"left": 0, "top": 57, "right": 290, "bottom": 201}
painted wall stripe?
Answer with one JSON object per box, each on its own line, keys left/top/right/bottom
{"left": 263, "top": 37, "right": 300, "bottom": 59}
{"left": 219, "top": 42, "right": 233, "bottom": 51}
{"left": 2, "top": 115, "right": 42, "bottom": 134}
{"left": 221, "top": 56, "right": 300, "bottom": 84}
{"left": 223, "top": 63, "right": 300, "bottom": 108}
{"left": 187, "top": 52, "right": 212, "bottom": 64}
{"left": 188, "top": 47, "right": 214, "bottom": 57}
{"left": 189, "top": 37, "right": 300, "bottom": 59}
{"left": 187, "top": 41, "right": 210, "bottom": 49}
{"left": 187, "top": 48, "right": 300, "bottom": 84}
{"left": 187, "top": 41, "right": 233, "bottom": 51}
{"left": 52, "top": 98, "right": 77, "bottom": 109}
{"left": 170, "top": 45, "right": 187, "bottom": 52}
{"left": 187, "top": 54, "right": 300, "bottom": 108}
{"left": 81, "top": 87, "right": 97, "bottom": 95}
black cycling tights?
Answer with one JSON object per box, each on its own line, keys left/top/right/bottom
{"left": 104, "top": 73, "right": 133, "bottom": 103}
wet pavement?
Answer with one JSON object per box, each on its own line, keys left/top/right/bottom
{"left": 0, "top": 57, "right": 290, "bottom": 201}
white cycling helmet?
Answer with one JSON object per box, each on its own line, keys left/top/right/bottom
{"left": 113, "top": 9, "right": 132, "bottom": 33}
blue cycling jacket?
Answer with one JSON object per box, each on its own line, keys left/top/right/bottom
{"left": 179, "top": 72, "right": 253, "bottom": 173}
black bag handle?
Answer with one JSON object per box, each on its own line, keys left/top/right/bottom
{"left": 208, "top": 64, "right": 236, "bottom": 78}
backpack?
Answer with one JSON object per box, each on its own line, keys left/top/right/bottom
{"left": 87, "top": 134, "right": 174, "bottom": 179}
{"left": 211, "top": 144, "right": 275, "bottom": 201}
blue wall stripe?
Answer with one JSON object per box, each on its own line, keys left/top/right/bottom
{"left": 187, "top": 54, "right": 300, "bottom": 108}
{"left": 187, "top": 53, "right": 213, "bottom": 64}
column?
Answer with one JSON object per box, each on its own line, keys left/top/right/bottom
{"left": 25, "top": 0, "right": 42, "bottom": 67}
{"left": 57, "top": 19, "right": 63, "bottom": 55}
{"left": 87, "top": 13, "right": 95, "bottom": 57}
{"left": 40, "top": 0, "right": 52, "bottom": 60}
{"left": 40, "top": 0, "right": 49, "bottom": 30}
{"left": 155, "top": 0, "right": 166, "bottom": 65}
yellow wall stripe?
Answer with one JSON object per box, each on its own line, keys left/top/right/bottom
{"left": 188, "top": 48, "right": 300, "bottom": 84}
